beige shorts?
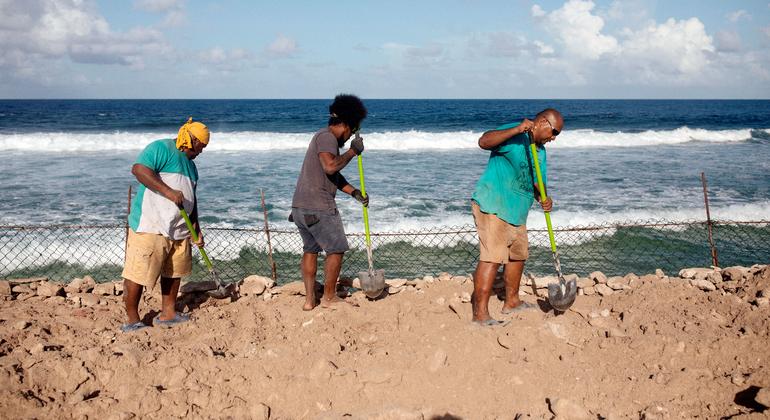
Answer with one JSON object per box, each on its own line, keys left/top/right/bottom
{"left": 122, "top": 230, "right": 192, "bottom": 288}
{"left": 472, "top": 201, "right": 529, "bottom": 264}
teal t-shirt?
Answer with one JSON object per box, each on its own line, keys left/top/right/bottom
{"left": 471, "top": 122, "right": 546, "bottom": 226}
{"left": 129, "top": 139, "right": 199, "bottom": 239}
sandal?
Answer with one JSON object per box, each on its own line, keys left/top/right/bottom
{"left": 501, "top": 301, "right": 538, "bottom": 314}
{"left": 120, "top": 321, "right": 149, "bottom": 333}
{"left": 153, "top": 313, "right": 190, "bottom": 327}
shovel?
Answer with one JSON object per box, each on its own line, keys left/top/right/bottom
{"left": 179, "top": 207, "right": 230, "bottom": 299}
{"left": 355, "top": 145, "right": 385, "bottom": 299}
{"left": 529, "top": 136, "right": 577, "bottom": 312}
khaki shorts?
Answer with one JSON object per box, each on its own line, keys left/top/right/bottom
{"left": 472, "top": 201, "right": 529, "bottom": 264}
{"left": 122, "top": 230, "right": 192, "bottom": 289}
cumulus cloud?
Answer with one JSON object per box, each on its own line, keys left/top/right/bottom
{"left": 535, "top": 0, "right": 619, "bottom": 60}
{"left": 727, "top": 9, "right": 750, "bottom": 23}
{"left": 266, "top": 34, "right": 298, "bottom": 58}
{"left": 0, "top": 0, "right": 169, "bottom": 81}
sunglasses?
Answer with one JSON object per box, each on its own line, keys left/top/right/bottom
{"left": 543, "top": 118, "right": 560, "bottom": 137}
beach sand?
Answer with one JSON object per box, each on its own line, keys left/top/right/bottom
{"left": 1, "top": 266, "right": 769, "bottom": 419}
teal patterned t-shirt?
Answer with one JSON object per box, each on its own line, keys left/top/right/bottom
{"left": 471, "top": 123, "right": 546, "bottom": 226}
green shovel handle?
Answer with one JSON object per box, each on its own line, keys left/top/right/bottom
{"left": 357, "top": 155, "right": 372, "bottom": 248}
{"left": 529, "top": 135, "right": 557, "bottom": 253}
{"left": 179, "top": 207, "right": 213, "bottom": 270}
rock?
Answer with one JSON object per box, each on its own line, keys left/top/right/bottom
{"left": 80, "top": 294, "right": 100, "bottom": 307}
{"left": 65, "top": 278, "right": 85, "bottom": 294}
{"left": 678, "top": 267, "right": 713, "bottom": 280}
{"left": 532, "top": 276, "right": 560, "bottom": 289}
{"left": 608, "top": 328, "right": 627, "bottom": 338}
{"left": 428, "top": 349, "right": 448, "bottom": 372}
{"left": 606, "top": 277, "right": 630, "bottom": 291}
{"left": 278, "top": 281, "right": 306, "bottom": 295}
{"left": 640, "top": 274, "right": 658, "bottom": 284}
{"left": 624, "top": 273, "right": 639, "bottom": 284}
{"left": 386, "top": 279, "right": 407, "bottom": 288}
{"left": 706, "top": 271, "right": 723, "bottom": 285}
{"left": 731, "top": 373, "right": 745, "bottom": 386}
{"left": 388, "top": 285, "right": 404, "bottom": 295}
{"left": 451, "top": 275, "right": 467, "bottom": 284}
{"left": 721, "top": 280, "right": 739, "bottom": 292}
{"left": 81, "top": 276, "right": 97, "bottom": 292}
{"left": 600, "top": 309, "right": 610, "bottom": 317}
{"left": 423, "top": 275, "right": 436, "bottom": 283}
{"left": 595, "top": 284, "right": 614, "bottom": 296}
{"left": 655, "top": 269, "right": 665, "bottom": 278}
{"left": 640, "top": 404, "right": 668, "bottom": 420}
{"left": 754, "top": 297, "right": 769, "bottom": 307}
{"left": 250, "top": 403, "right": 270, "bottom": 420}
{"left": 407, "top": 279, "right": 426, "bottom": 290}
{"left": 113, "top": 281, "right": 123, "bottom": 295}
{"left": 721, "top": 266, "right": 748, "bottom": 282}
{"left": 548, "top": 397, "right": 591, "bottom": 419}
{"left": 582, "top": 286, "right": 596, "bottom": 296}
{"left": 240, "top": 275, "right": 274, "bottom": 296}
{"left": 576, "top": 278, "right": 595, "bottom": 289}
{"left": 438, "top": 272, "right": 452, "bottom": 282}
{"left": 92, "top": 282, "right": 115, "bottom": 296}
{"left": 460, "top": 292, "right": 471, "bottom": 303}
{"left": 755, "top": 387, "right": 770, "bottom": 408}
{"left": 35, "top": 281, "right": 65, "bottom": 297}
{"left": 0, "top": 280, "right": 11, "bottom": 295}
{"left": 589, "top": 271, "right": 607, "bottom": 284}
{"left": 564, "top": 273, "right": 580, "bottom": 282}
{"left": 263, "top": 291, "right": 273, "bottom": 301}
{"left": 13, "top": 320, "right": 31, "bottom": 330}
{"left": 690, "top": 279, "right": 716, "bottom": 292}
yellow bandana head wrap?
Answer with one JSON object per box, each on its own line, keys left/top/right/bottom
{"left": 176, "top": 117, "right": 210, "bottom": 150}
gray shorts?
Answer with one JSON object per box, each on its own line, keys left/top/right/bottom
{"left": 291, "top": 207, "right": 350, "bottom": 254}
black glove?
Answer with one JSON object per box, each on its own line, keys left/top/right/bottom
{"left": 352, "top": 189, "right": 369, "bottom": 207}
{"left": 350, "top": 136, "right": 364, "bottom": 155}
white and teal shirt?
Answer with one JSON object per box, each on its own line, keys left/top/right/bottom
{"left": 129, "top": 139, "right": 198, "bottom": 240}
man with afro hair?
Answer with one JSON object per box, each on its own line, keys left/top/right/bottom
{"left": 291, "top": 94, "right": 369, "bottom": 310}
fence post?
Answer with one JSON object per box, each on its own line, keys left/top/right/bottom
{"left": 125, "top": 185, "right": 132, "bottom": 261}
{"left": 260, "top": 189, "right": 278, "bottom": 281}
{"left": 701, "top": 172, "right": 719, "bottom": 267}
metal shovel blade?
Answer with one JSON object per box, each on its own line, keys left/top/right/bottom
{"left": 205, "top": 268, "right": 231, "bottom": 299}
{"left": 358, "top": 269, "right": 385, "bottom": 299}
{"left": 547, "top": 277, "right": 577, "bottom": 312}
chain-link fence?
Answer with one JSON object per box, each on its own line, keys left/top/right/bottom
{"left": 1, "top": 219, "right": 768, "bottom": 284}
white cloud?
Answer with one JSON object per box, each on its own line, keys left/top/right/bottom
{"left": 727, "top": 9, "right": 750, "bottom": 23}
{"left": 266, "top": 34, "right": 298, "bottom": 58}
{"left": 134, "top": 0, "right": 186, "bottom": 27}
{"left": 618, "top": 17, "right": 714, "bottom": 79}
{"left": 762, "top": 26, "right": 770, "bottom": 38}
{"left": 715, "top": 30, "right": 742, "bottom": 52}
{"left": 531, "top": 5, "right": 545, "bottom": 18}
{"left": 535, "top": 0, "right": 619, "bottom": 60}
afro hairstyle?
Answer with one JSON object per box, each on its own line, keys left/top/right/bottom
{"left": 328, "top": 94, "right": 368, "bottom": 130}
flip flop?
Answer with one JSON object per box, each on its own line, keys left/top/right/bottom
{"left": 153, "top": 313, "right": 190, "bottom": 327}
{"left": 501, "top": 301, "right": 537, "bottom": 314}
{"left": 472, "top": 319, "right": 510, "bottom": 327}
{"left": 120, "top": 321, "right": 149, "bottom": 333}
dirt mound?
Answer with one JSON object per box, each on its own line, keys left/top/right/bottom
{"left": 1, "top": 266, "right": 769, "bottom": 419}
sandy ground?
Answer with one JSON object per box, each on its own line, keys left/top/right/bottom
{"left": 1, "top": 265, "right": 769, "bottom": 420}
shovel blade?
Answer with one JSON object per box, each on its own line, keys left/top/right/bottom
{"left": 204, "top": 269, "right": 231, "bottom": 299}
{"left": 547, "top": 277, "right": 577, "bottom": 312}
{"left": 358, "top": 269, "right": 385, "bottom": 299}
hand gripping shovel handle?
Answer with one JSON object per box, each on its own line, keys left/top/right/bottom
{"left": 357, "top": 154, "right": 374, "bottom": 271}
{"left": 179, "top": 207, "right": 213, "bottom": 270}
{"left": 528, "top": 136, "right": 557, "bottom": 253}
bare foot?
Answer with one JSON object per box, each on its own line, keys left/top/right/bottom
{"left": 501, "top": 301, "right": 536, "bottom": 314}
{"left": 320, "top": 295, "right": 359, "bottom": 308}
{"left": 302, "top": 300, "right": 317, "bottom": 311}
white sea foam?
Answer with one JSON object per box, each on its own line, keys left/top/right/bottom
{"left": 0, "top": 127, "right": 765, "bottom": 152}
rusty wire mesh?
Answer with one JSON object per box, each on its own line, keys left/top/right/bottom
{"left": 0, "top": 219, "right": 768, "bottom": 284}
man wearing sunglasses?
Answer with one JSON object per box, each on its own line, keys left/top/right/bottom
{"left": 470, "top": 108, "right": 564, "bottom": 325}
{"left": 291, "top": 94, "right": 369, "bottom": 310}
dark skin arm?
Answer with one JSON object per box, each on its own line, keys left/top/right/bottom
{"left": 131, "top": 163, "right": 203, "bottom": 245}
{"left": 478, "top": 118, "right": 535, "bottom": 150}
{"left": 319, "top": 150, "right": 358, "bottom": 196}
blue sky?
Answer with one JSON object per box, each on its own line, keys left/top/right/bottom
{"left": 1, "top": 0, "right": 769, "bottom": 98}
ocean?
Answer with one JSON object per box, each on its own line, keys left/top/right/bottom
{"left": 1, "top": 99, "right": 768, "bottom": 232}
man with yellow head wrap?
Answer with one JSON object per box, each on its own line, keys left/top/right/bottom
{"left": 120, "top": 117, "right": 210, "bottom": 332}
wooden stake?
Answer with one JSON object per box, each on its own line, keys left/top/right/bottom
{"left": 260, "top": 189, "right": 277, "bottom": 281}
{"left": 701, "top": 172, "right": 719, "bottom": 267}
